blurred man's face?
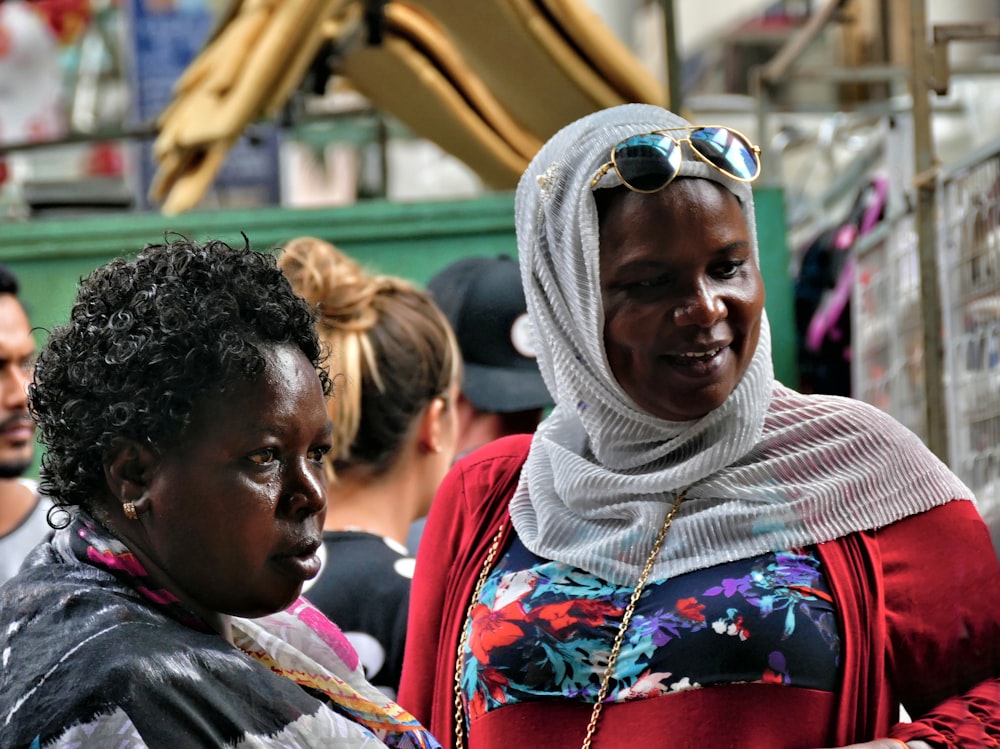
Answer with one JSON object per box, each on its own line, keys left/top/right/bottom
{"left": 0, "top": 295, "right": 34, "bottom": 478}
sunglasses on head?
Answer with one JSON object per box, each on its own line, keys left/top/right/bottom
{"left": 590, "top": 126, "right": 762, "bottom": 194}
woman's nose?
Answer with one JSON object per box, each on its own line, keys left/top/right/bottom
{"left": 284, "top": 460, "right": 326, "bottom": 519}
{"left": 673, "top": 285, "right": 726, "bottom": 327}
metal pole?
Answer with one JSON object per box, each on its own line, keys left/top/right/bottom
{"left": 758, "top": 0, "right": 849, "bottom": 87}
{"left": 659, "top": 0, "right": 682, "bottom": 111}
{"left": 909, "top": 0, "right": 950, "bottom": 460}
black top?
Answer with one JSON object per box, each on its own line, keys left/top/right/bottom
{"left": 304, "top": 530, "right": 413, "bottom": 696}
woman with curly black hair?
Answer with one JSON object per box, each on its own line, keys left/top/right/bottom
{"left": 0, "top": 237, "right": 440, "bottom": 749}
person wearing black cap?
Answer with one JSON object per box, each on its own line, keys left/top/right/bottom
{"left": 405, "top": 255, "right": 553, "bottom": 555}
{"left": 426, "top": 254, "right": 553, "bottom": 458}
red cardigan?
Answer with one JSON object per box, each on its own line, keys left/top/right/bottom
{"left": 399, "top": 435, "right": 1000, "bottom": 748}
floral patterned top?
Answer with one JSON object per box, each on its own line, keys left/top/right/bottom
{"left": 461, "top": 537, "right": 840, "bottom": 721}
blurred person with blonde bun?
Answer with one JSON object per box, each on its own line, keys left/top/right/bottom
{"left": 279, "top": 237, "right": 462, "bottom": 698}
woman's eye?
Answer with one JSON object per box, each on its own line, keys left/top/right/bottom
{"left": 307, "top": 445, "right": 330, "bottom": 463}
{"left": 625, "top": 274, "right": 670, "bottom": 291}
{"left": 714, "top": 260, "right": 744, "bottom": 279}
{"left": 248, "top": 447, "right": 277, "bottom": 465}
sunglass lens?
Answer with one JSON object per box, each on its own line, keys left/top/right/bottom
{"left": 612, "top": 133, "right": 681, "bottom": 192}
{"left": 689, "top": 127, "right": 760, "bottom": 180}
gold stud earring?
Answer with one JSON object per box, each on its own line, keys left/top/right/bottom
{"left": 123, "top": 501, "right": 138, "bottom": 521}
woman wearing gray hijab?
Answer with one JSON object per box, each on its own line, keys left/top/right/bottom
{"left": 398, "top": 104, "right": 1000, "bottom": 749}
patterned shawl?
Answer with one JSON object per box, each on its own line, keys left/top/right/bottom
{"left": 0, "top": 512, "right": 439, "bottom": 749}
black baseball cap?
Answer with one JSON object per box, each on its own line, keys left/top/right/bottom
{"left": 427, "top": 255, "right": 552, "bottom": 413}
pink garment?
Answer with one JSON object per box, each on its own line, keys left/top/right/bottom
{"left": 285, "top": 596, "right": 361, "bottom": 672}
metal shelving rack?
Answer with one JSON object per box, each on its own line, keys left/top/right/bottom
{"left": 849, "top": 128, "right": 1000, "bottom": 545}
{"left": 852, "top": 211, "right": 928, "bottom": 440}
{"left": 939, "top": 140, "right": 1000, "bottom": 544}
{"left": 757, "top": 0, "right": 1000, "bottom": 548}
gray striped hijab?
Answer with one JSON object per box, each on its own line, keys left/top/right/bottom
{"left": 510, "top": 103, "right": 970, "bottom": 587}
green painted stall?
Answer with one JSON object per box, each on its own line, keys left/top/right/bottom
{"left": 0, "top": 193, "right": 521, "bottom": 337}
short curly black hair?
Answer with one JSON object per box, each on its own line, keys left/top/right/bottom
{"left": 29, "top": 236, "right": 332, "bottom": 513}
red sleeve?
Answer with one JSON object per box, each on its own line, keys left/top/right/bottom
{"left": 893, "top": 680, "right": 1000, "bottom": 748}
{"left": 880, "top": 501, "right": 1000, "bottom": 747}
{"left": 397, "top": 435, "right": 529, "bottom": 748}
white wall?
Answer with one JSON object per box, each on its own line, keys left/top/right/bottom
{"left": 583, "top": 0, "right": 999, "bottom": 60}
{"left": 582, "top": 0, "right": 776, "bottom": 55}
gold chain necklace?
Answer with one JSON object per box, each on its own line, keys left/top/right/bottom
{"left": 453, "top": 490, "right": 687, "bottom": 749}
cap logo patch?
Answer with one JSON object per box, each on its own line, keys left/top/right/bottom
{"left": 510, "top": 313, "right": 537, "bottom": 359}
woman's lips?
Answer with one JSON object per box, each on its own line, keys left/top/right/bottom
{"left": 664, "top": 345, "right": 729, "bottom": 374}
{"left": 678, "top": 346, "right": 722, "bottom": 359}
{"left": 274, "top": 541, "right": 322, "bottom": 580}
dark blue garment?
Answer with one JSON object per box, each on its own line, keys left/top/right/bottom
{"left": 462, "top": 537, "right": 841, "bottom": 719}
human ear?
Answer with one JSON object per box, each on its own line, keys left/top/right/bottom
{"left": 417, "top": 397, "right": 447, "bottom": 455}
{"left": 104, "top": 439, "right": 157, "bottom": 515}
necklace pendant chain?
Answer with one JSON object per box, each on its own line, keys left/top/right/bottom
{"left": 580, "top": 489, "right": 685, "bottom": 749}
{"left": 453, "top": 490, "right": 687, "bottom": 749}
{"left": 453, "top": 521, "right": 507, "bottom": 749}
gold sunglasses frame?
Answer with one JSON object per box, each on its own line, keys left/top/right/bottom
{"left": 589, "top": 126, "right": 762, "bottom": 193}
